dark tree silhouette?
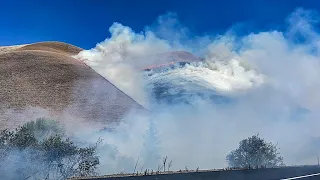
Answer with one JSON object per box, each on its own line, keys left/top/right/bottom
{"left": 226, "top": 134, "right": 284, "bottom": 169}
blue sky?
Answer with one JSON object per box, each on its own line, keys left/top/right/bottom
{"left": 1, "top": 0, "right": 320, "bottom": 49}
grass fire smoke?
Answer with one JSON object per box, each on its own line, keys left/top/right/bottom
{"left": 2, "top": 8, "right": 320, "bottom": 178}
{"left": 73, "top": 8, "right": 320, "bottom": 174}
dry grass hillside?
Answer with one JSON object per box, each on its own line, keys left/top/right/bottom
{"left": 17, "top": 41, "right": 83, "bottom": 56}
{"left": 0, "top": 42, "right": 145, "bottom": 129}
{"left": 0, "top": 45, "right": 26, "bottom": 54}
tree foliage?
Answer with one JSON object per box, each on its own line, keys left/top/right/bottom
{"left": 0, "top": 118, "right": 100, "bottom": 180}
{"left": 226, "top": 134, "right": 284, "bottom": 169}
{"left": 23, "top": 118, "right": 64, "bottom": 140}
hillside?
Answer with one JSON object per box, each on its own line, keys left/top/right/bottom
{"left": 0, "top": 42, "right": 145, "bottom": 129}
{"left": 0, "top": 45, "right": 26, "bottom": 54}
{"left": 17, "top": 41, "right": 83, "bottom": 56}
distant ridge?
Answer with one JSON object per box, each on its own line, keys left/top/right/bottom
{"left": 135, "top": 51, "right": 201, "bottom": 70}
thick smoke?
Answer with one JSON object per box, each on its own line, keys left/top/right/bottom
{"left": 72, "top": 8, "right": 320, "bottom": 174}
{"left": 74, "top": 23, "right": 173, "bottom": 107}
{"left": 3, "top": 8, "right": 320, "bottom": 177}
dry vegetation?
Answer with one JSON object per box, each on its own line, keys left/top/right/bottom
{"left": 17, "top": 41, "right": 83, "bottom": 56}
{"left": 0, "top": 45, "right": 27, "bottom": 54}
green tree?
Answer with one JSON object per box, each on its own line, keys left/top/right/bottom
{"left": 0, "top": 118, "right": 100, "bottom": 180}
{"left": 23, "top": 118, "right": 64, "bottom": 140}
{"left": 40, "top": 135, "right": 100, "bottom": 179}
{"left": 226, "top": 134, "right": 284, "bottom": 169}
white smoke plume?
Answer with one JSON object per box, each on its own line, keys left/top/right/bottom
{"left": 74, "top": 23, "right": 173, "bottom": 107}
{"left": 2, "top": 8, "right": 318, "bottom": 177}
{"left": 72, "top": 8, "right": 320, "bottom": 174}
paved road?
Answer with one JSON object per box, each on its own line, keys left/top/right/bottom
{"left": 70, "top": 166, "right": 320, "bottom": 180}
{"left": 281, "top": 172, "right": 320, "bottom": 180}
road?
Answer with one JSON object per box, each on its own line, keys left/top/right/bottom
{"left": 281, "top": 172, "right": 320, "bottom": 180}
{"left": 70, "top": 166, "right": 320, "bottom": 180}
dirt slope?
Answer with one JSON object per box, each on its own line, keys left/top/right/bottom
{"left": 0, "top": 42, "right": 144, "bottom": 129}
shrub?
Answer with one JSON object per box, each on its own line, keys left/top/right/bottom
{"left": 0, "top": 118, "right": 100, "bottom": 180}
{"left": 226, "top": 134, "right": 284, "bottom": 169}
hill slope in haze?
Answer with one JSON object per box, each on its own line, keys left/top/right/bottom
{"left": 0, "top": 42, "right": 145, "bottom": 129}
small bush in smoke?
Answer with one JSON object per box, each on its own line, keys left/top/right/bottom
{"left": 226, "top": 134, "right": 284, "bottom": 169}
{"left": 22, "top": 118, "right": 65, "bottom": 140}
{"left": 0, "top": 118, "right": 100, "bottom": 180}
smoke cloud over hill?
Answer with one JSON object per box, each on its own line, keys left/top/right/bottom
{"left": 3, "top": 8, "right": 320, "bottom": 177}
{"left": 72, "top": 8, "right": 320, "bottom": 174}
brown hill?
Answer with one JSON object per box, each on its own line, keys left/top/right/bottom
{"left": 0, "top": 42, "right": 145, "bottom": 129}
{"left": 0, "top": 45, "right": 26, "bottom": 54}
{"left": 16, "top": 41, "right": 83, "bottom": 56}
